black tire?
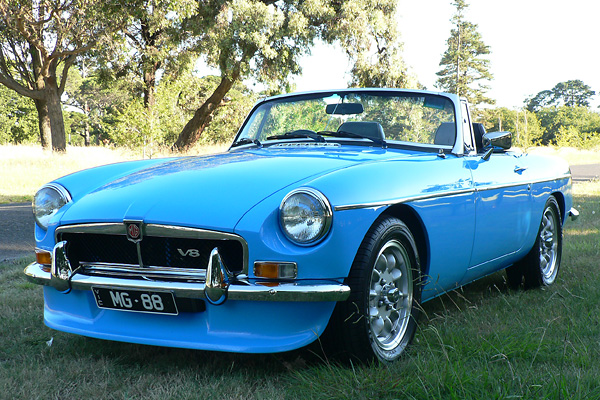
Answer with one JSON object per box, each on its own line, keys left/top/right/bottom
{"left": 324, "top": 215, "right": 422, "bottom": 363}
{"left": 506, "top": 197, "right": 562, "bottom": 289}
{"left": 505, "top": 262, "right": 524, "bottom": 289}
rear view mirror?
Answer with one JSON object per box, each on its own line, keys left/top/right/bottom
{"left": 326, "top": 103, "right": 364, "bottom": 115}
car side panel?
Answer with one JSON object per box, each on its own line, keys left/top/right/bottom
{"left": 462, "top": 151, "right": 572, "bottom": 284}
{"left": 410, "top": 191, "right": 476, "bottom": 302}
{"left": 464, "top": 153, "right": 533, "bottom": 280}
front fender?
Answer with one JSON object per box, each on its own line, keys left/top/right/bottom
{"left": 234, "top": 191, "right": 383, "bottom": 280}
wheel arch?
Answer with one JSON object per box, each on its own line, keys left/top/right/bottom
{"left": 550, "top": 191, "right": 566, "bottom": 225}
{"left": 381, "top": 203, "right": 430, "bottom": 280}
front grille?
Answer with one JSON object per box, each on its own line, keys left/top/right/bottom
{"left": 56, "top": 224, "right": 247, "bottom": 279}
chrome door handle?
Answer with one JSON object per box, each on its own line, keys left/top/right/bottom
{"left": 514, "top": 166, "right": 527, "bottom": 173}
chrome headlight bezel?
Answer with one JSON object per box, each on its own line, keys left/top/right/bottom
{"left": 33, "top": 183, "right": 72, "bottom": 230}
{"left": 279, "top": 188, "right": 333, "bottom": 246}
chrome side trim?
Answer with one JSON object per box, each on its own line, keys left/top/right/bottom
{"left": 474, "top": 174, "right": 572, "bottom": 192}
{"left": 334, "top": 174, "right": 572, "bottom": 211}
{"left": 334, "top": 189, "right": 474, "bottom": 211}
{"left": 55, "top": 223, "right": 249, "bottom": 275}
{"left": 24, "top": 262, "right": 351, "bottom": 302}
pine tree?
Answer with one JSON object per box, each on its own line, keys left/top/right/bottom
{"left": 436, "top": 0, "right": 494, "bottom": 105}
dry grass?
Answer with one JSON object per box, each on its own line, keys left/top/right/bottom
{"left": 527, "top": 146, "right": 600, "bottom": 165}
{"left": 0, "top": 144, "right": 227, "bottom": 203}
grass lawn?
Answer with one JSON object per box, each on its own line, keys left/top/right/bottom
{"left": 1, "top": 179, "right": 599, "bottom": 398}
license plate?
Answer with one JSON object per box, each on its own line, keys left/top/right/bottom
{"left": 92, "top": 287, "right": 178, "bottom": 315}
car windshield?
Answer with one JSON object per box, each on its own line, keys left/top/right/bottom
{"left": 236, "top": 91, "right": 456, "bottom": 147}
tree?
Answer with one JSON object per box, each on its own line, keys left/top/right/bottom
{"left": 524, "top": 90, "right": 554, "bottom": 113}
{"left": 435, "top": 0, "right": 494, "bottom": 106}
{"left": 526, "top": 80, "right": 596, "bottom": 111}
{"left": 536, "top": 106, "right": 600, "bottom": 145}
{"left": 106, "top": 71, "right": 256, "bottom": 153}
{"left": 349, "top": 34, "right": 417, "bottom": 89}
{"left": 479, "top": 107, "right": 543, "bottom": 148}
{"left": 101, "top": 0, "right": 196, "bottom": 113}
{"left": 64, "top": 64, "right": 133, "bottom": 146}
{"left": 0, "top": 83, "right": 37, "bottom": 144}
{"left": 0, "top": 0, "right": 122, "bottom": 151}
{"left": 173, "top": 0, "right": 402, "bottom": 150}
{"left": 348, "top": 5, "right": 414, "bottom": 88}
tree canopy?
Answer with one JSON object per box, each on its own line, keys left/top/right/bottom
{"left": 435, "top": 0, "right": 493, "bottom": 106}
{"left": 526, "top": 80, "right": 596, "bottom": 112}
{"left": 3, "top": 1, "right": 599, "bottom": 153}
{"left": 173, "top": 0, "right": 407, "bottom": 150}
{"left": 0, "top": 0, "right": 123, "bottom": 151}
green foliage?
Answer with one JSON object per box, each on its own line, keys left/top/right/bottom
{"left": 478, "top": 108, "right": 543, "bottom": 148}
{"left": 523, "top": 80, "right": 600, "bottom": 148}
{"left": 536, "top": 106, "right": 600, "bottom": 146}
{"left": 105, "top": 72, "right": 256, "bottom": 151}
{"left": 347, "top": 1, "right": 413, "bottom": 88}
{"left": 0, "top": 85, "right": 38, "bottom": 144}
{"left": 436, "top": 0, "right": 494, "bottom": 106}
{"left": 64, "top": 66, "right": 134, "bottom": 146}
{"left": 101, "top": 0, "right": 197, "bottom": 109}
{"left": 526, "top": 80, "right": 596, "bottom": 112}
{"left": 173, "top": 0, "right": 405, "bottom": 149}
{"left": 0, "top": 0, "right": 127, "bottom": 151}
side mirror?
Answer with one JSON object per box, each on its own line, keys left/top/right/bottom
{"left": 482, "top": 131, "right": 512, "bottom": 161}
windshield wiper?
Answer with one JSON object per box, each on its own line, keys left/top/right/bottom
{"left": 231, "top": 137, "right": 262, "bottom": 148}
{"left": 318, "top": 130, "right": 387, "bottom": 148}
{"left": 266, "top": 130, "right": 325, "bottom": 142}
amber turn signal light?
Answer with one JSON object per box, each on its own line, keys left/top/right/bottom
{"left": 35, "top": 250, "right": 52, "bottom": 266}
{"left": 253, "top": 262, "right": 297, "bottom": 279}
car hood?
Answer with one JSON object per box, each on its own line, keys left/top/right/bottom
{"left": 58, "top": 147, "right": 397, "bottom": 232}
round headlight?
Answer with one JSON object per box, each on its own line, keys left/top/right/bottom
{"left": 279, "top": 188, "right": 332, "bottom": 246}
{"left": 33, "top": 183, "right": 71, "bottom": 230}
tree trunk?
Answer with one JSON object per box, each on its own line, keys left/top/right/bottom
{"left": 172, "top": 74, "right": 238, "bottom": 151}
{"left": 143, "top": 62, "right": 159, "bottom": 110}
{"left": 83, "top": 99, "right": 91, "bottom": 146}
{"left": 45, "top": 82, "right": 67, "bottom": 152}
{"left": 33, "top": 99, "right": 52, "bottom": 149}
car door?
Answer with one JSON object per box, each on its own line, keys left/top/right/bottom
{"left": 463, "top": 151, "right": 533, "bottom": 281}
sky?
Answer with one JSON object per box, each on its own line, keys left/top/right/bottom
{"left": 292, "top": 0, "right": 600, "bottom": 109}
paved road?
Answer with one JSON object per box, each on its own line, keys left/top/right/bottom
{"left": 0, "top": 202, "right": 34, "bottom": 262}
{"left": 2, "top": 164, "right": 599, "bottom": 261}
{"left": 570, "top": 164, "right": 600, "bottom": 182}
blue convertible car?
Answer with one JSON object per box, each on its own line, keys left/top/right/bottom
{"left": 26, "top": 89, "right": 577, "bottom": 362}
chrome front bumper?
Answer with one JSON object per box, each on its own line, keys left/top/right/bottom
{"left": 24, "top": 245, "right": 351, "bottom": 303}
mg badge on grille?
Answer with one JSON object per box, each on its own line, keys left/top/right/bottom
{"left": 124, "top": 220, "right": 144, "bottom": 243}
